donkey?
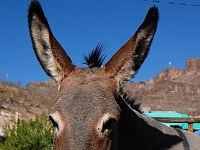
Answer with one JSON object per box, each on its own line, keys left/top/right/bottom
{"left": 28, "top": 1, "right": 200, "bottom": 150}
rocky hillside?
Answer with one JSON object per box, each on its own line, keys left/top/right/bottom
{"left": 124, "top": 58, "right": 200, "bottom": 115}
{"left": 26, "top": 80, "right": 58, "bottom": 103}
{"left": 0, "top": 58, "right": 200, "bottom": 129}
{"left": 0, "top": 82, "right": 53, "bottom": 128}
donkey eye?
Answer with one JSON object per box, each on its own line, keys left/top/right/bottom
{"left": 97, "top": 114, "right": 118, "bottom": 136}
{"left": 102, "top": 118, "right": 117, "bottom": 133}
{"left": 49, "top": 116, "right": 59, "bottom": 132}
{"left": 48, "top": 111, "right": 64, "bottom": 135}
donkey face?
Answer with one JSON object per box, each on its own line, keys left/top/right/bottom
{"left": 28, "top": 1, "right": 158, "bottom": 150}
{"left": 49, "top": 67, "right": 121, "bottom": 149}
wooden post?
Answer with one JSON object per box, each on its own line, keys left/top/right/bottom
{"left": 188, "top": 123, "right": 193, "bottom": 132}
{"left": 188, "top": 116, "right": 194, "bottom": 132}
{"left": 15, "top": 111, "right": 18, "bottom": 135}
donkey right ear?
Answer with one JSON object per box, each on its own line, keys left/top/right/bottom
{"left": 28, "top": 1, "right": 75, "bottom": 83}
{"left": 105, "top": 7, "right": 158, "bottom": 87}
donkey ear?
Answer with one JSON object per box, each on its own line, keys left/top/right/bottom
{"left": 105, "top": 7, "right": 158, "bottom": 86}
{"left": 28, "top": 1, "right": 74, "bottom": 83}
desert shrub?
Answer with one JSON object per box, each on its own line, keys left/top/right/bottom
{"left": 0, "top": 79, "right": 22, "bottom": 88}
{"left": 0, "top": 113, "right": 53, "bottom": 150}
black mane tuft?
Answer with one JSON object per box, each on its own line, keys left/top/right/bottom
{"left": 83, "top": 44, "right": 106, "bottom": 68}
{"left": 119, "top": 90, "right": 142, "bottom": 114}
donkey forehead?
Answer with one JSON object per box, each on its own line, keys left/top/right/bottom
{"left": 60, "top": 67, "right": 117, "bottom": 92}
{"left": 51, "top": 67, "right": 120, "bottom": 118}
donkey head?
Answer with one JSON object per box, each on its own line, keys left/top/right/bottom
{"left": 28, "top": 1, "right": 158, "bottom": 150}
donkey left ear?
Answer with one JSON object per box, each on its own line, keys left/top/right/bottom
{"left": 28, "top": 1, "right": 75, "bottom": 83}
{"left": 105, "top": 7, "right": 159, "bottom": 86}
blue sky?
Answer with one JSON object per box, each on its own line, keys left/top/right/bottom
{"left": 0, "top": 0, "right": 200, "bottom": 87}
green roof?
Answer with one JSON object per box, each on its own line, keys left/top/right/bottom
{"left": 144, "top": 111, "right": 188, "bottom": 118}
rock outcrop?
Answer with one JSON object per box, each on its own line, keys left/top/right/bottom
{"left": 124, "top": 58, "right": 200, "bottom": 115}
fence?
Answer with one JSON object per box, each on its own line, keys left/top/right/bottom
{"left": 153, "top": 116, "right": 200, "bottom": 132}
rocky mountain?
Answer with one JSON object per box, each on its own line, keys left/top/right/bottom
{"left": 0, "top": 58, "right": 200, "bottom": 129}
{"left": 0, "top": 81, "right": 54, "bottom": 128}
{"left": 26, "top": 80, "right": 58, "bottom": 103}
{"left": 124, "top": 58, "right": 200, "bottom": 115}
